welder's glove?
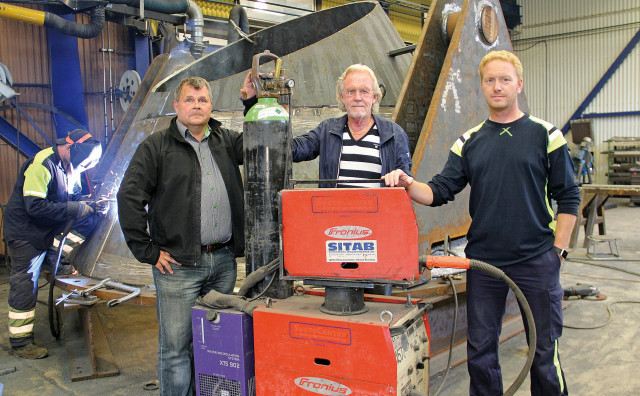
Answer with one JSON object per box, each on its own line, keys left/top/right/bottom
{"left": 94, "top": 200, "right": 110, "bottom": 215}
{"left": 197, "top": 291, "right": 262, "bottom": 316}
{"left": 66, "top": 201, "right": 95, "bottom": 219}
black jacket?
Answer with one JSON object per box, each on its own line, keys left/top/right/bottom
{"left": 117, "top": 117, "right": 245, "bottom": 266}
{"left": 3, "top": 147, "right": 87, "bottom": 250}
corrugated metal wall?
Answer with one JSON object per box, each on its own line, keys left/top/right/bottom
{"left": 513, "top": 1, "right": 640, "bottom": 183}
{"left": 0, "top": 7, "right": 132, "bottom": 255}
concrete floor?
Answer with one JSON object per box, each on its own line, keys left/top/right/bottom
{"left": 0, "top": 197, "right": 639, "bottom": 395}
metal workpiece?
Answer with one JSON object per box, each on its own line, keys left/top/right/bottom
{"left": 393, "top": 0, "right": 461, "bottom": 154}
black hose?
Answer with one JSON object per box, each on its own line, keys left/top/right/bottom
{"left": 43, "top": 6, "right": 105, "bottom": 39}
{"left": 469, "top": 259, "right": 537, "bottom": 396}
{"left": 227, "top": 4, "right": 249, "bottom": 44}
{"left": 109, "top": 0, "right": 189, "bottom": 14}
{"left": 48, "top": 217, "right": 76, "bottom": 340}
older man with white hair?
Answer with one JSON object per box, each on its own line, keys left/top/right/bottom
{"left": 243, "top": 64, "right": 412, "bottom": 187}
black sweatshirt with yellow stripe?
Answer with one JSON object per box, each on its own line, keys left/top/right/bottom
{"left": 427, "top": 114, "right": 580, "bottom": 266}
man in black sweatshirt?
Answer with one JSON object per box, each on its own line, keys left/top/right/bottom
{"left": 384, "top": 50, "right": 579, "bottom": 396}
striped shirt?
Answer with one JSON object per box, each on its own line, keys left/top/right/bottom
{"left": 337, "top": 122, "right": 383, "bottom": 188}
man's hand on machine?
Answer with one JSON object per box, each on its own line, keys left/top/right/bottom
{"left": 382, "top": 169, "right": 414, "bottom": 188}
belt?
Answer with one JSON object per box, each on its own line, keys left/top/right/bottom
{"left": 201, "top": 242, "right": 229, "bottom": 252}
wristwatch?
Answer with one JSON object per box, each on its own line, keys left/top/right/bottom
{"left": 554, "top": 246, "right": 568, "bottom": 260}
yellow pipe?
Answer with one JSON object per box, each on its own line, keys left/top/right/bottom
{"left": 0, "top": 2, "right": 46, "bottom": 26}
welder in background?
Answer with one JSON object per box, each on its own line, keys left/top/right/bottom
{"left": 384, "top": 51, "right": 580, "bottom": 395}
{"left": 3, "top": 129, "right": 106, "bottom": 359}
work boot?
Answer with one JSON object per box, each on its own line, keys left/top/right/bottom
{"left": 11, "top": 343, "right": 48, "bottom": 359}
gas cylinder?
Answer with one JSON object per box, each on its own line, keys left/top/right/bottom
{"left": 243, "top": 95, "right": 292, "bottom": 298}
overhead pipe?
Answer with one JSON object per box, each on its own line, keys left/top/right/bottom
{"left": 0, "top": 2, "right": 105, "bottom": 38}
{"left": 1, "top": 1, "right": 203, "bottom": 56}
{"left": 109, "top": 0, "right": 204, "bottom": 58}
{"left": 0, "top": 2, "right": 46, "bottom": 25}
{"left": 186, "top": 0, "right": 205, "bottom": 59}
{"left": 45, "top": 6, "right": 105, "bottom": 39}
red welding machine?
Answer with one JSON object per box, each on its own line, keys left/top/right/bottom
{"left": 253, "top": 188, "right": 430, "bottom": 395}
{"left": 280, "top": 187, "right": 421, "bottom": 283}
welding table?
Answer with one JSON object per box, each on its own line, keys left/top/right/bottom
{"left": 569, "top": 184, "right": 640, "bottom": 249}
{"left": 48, "top": 274, "right": 155, "bottom": 381}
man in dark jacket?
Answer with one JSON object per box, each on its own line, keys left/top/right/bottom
{"left": 4, "top": 129, "right": 103, "bottom": 359}
{"left": 117, "top": 76, "right": 251, "bottom": 396}
{"left": 242, "top": 64, "right": 412, "bottom": 187}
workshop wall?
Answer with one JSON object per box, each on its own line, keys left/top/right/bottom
{"left": 514, "top": 0, "right": 640, "bottom": 183}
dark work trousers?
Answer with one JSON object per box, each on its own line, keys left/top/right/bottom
{"left": 466, "top": 248, "right": 568, "bottom": 396}
{"left": 7, "top": 215, "right": 97, "bottom": 347}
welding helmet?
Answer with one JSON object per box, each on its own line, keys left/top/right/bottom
{"left": 57, "top": 129, "right": 102, "bottom": 172}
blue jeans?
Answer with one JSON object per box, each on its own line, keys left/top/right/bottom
{"left": 152, "top": 247, "right": 237, "bottom": 396}
{"left": 466, "top": 248, "right": 568, "bottom": 396}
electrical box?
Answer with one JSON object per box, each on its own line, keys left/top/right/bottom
{"left": 192, "top": 306, "right": 256, "bottom": 396}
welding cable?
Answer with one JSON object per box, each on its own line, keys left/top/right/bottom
{"left": 426, "top": 256, "right": 537, "bottom": 396}
{"left": 566, "top": 258, "right": 640, "bottom": 277}
{"left": 431, "top": 274, "right": 458, "bottom": 396}
{"left": 247, "top": 269, "right": 279, "bottom": 302}
{"left": 561, "top": 271, "right": 640, "bottom": 283}
{"left": 563, "top": 300, "right": 640, "bottom": 330}
{"left": 48, "top": 217, "right": 76, "bottom": 340}
{"left": 237, "top": 257, "right": 279, "bottom": 297}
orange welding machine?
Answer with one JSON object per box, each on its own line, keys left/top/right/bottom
{"left": 253, "top": 188, "right": 430, "bottom": 395}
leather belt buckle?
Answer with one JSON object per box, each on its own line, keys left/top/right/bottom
{"left": 201, "top": 242, "right": 227, "bottom": 252}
